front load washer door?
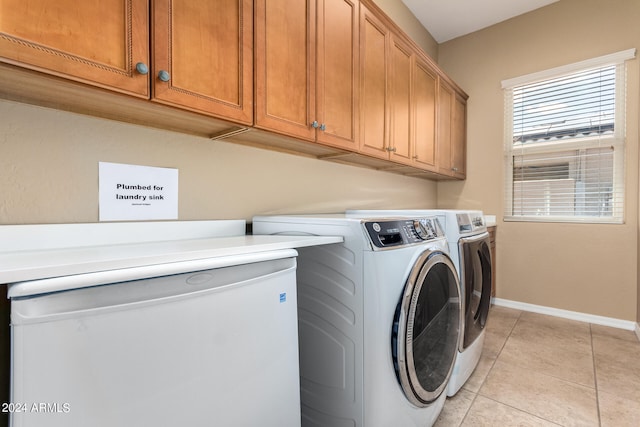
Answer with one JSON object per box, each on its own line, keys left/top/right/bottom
{"left": 459, "top": 232, "right": 493, "bottom": 349}
{"left": 392, "top": 250, "right": 461, "bottom": 406}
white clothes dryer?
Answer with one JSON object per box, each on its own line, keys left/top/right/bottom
{"left": 346, "top": 210, "right": 492, "bottom": 397}
{"left": 253, "top": 214, "right": 462, "bottom": 427}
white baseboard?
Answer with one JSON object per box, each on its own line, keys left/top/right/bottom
{"left": 492, "top": 298, "right": 637, "bottom": 331}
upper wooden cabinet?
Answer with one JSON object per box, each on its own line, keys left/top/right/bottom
{"left": 388, "top": 35, "right": 413, "bottom": 166}
{"left": 152, "top": 0, "right": 253, "bottom": 124}
{"left": 0, "top": 0, "right": 467, "bottom": 179}
{"left": 359, "top": 9, "right": 413, "bottom": 165}
{"left": 0, "top": 0, "right": 150, "bottom": 97}
{"left": 438, "top": 79, "right": 467, "bottom": 178}
{"left": 0, "top": 0, "right": 253, "bottom": 124}
{"left": 254, "top": 0, "right": 315, "bottom": 141}
{"left": 359, "top": 5, "right": 439, "bottom": 172}
{"left": 316, "top": 0, "right": 359, "bottom": 150}
{"left": 255, "top": 0, "right": 359, "bottom": 151}
{"left": 359, "top": 4, "right": 389, "bottom": 159}
{"left": 412, "top": 56, "right": 438, "bottom": 171}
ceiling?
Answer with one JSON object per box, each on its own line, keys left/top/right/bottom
{"left": 401, "top": 0, "right": 560, "bottom": 43}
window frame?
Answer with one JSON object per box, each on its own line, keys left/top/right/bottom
{"left": 502, "top": 49, "right": 635, "bottom": 224}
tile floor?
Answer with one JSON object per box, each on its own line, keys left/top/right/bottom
{"left": 434, "top": 305, "right": 640, "bottom": 427}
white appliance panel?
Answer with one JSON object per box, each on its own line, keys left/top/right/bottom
{"left": 11, "top": 256, "right": 300, "bottom": 427}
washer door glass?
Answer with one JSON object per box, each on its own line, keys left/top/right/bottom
{"left": 393, "top": 250, "right": 461, "bottom": 406}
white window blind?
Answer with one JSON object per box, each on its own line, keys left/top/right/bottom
{"left": 502, "top": 49, "right": 635, "bottom": 223}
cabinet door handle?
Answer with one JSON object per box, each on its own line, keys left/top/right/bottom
{"left": 386, "top": 147, "right": 397, "bottom": 152}
{"left": 413, "top": 155, "right": 419, "bottom": 160}
{"left": 452, "top": 167, "right": 459, "bottom": 172}
{"left": 320, "top": 123, "right": 326, "bottom": 131}
{"left": 310, "top": 121, "right": 319, "bottom": 129}
{"left": 135, "top": 62, "right": 149, "bottom": 75}
{"left": 158, "top": 70, "right": 171, "bottom": 82}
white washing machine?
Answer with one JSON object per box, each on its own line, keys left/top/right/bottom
{"left": 253, "top": 214, "right": 462, "bottom": 427}
{"left": 346, "top": 210, "right": 492, "bottom": 397}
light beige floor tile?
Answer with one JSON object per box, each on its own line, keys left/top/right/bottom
{"left": 593, "top": 334, "right": 640, "bottom": 402}
{"left": 461, "top": 355, "right": 495, "bottom": 393}
{"left": 509, "top": 311, "right": 591, "bottom": 353}
{"left": 482, "top": 330, "right": 508, "bottom": 360}
{"left": 599, "top": 390, "right": 640, "bottom": 427}
{"left": 480, "top": 360, "right": 599, "bottom": 426}
{"left": 432, "top": 310, "right": 640, "bottom": 427}
{"left": 497, "top": 334, "right": 594, "bottom": 387}
{"left": 434, "top": 389, "right": 475, "bottom": 427}
{"left": 594, "top": 357, "right": 640, "bottom": 403}
{"left": 592, "top": 333, "right": 640, "bottom": 362}
{"left": 485, "top": 305, "right": 521, "bottom": 339}
{"left": 591, "top": 324, "right": 639, "bottom": 343}
{"left": 461, "top": 395, "right": 558, "bottom": 427}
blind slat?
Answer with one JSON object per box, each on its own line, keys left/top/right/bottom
{"left": 512, "top": 65, "right": 617, "bottom": 143}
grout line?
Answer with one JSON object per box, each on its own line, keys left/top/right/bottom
{"left": 455, "top": 389, "right": 479, "bottom": 427}
{"left": 476, "top": 395, "right": 565, "bottom": 426}
{"left": 590, "top": 324, "right": 603, "bottom": 426}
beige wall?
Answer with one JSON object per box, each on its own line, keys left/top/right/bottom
{"left": 0, "top": 1, "right": 441, "bottom": 226}
{"left": 437, "top": 0, "right": 640, "bottom": 321}
{"left": 372, "top": 0, "right": 439, "bottom": 59}
{"left": 0, "top": 100, "right": 437, "bottom": 224}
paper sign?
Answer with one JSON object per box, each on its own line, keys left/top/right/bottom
{"left": 99, "top": 162, "right": 178, "bottom": 221}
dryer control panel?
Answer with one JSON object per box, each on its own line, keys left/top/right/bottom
{"left": 363, "top": 218, "right": 444, "bottom": 249}
{"left": 456, "top": 212, "right": 486, "bottom": 234}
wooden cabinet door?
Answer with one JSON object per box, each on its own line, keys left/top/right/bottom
{"left": 389, "top": 35, "right": 412, "bottom": 165}
{"left": 437, "top": 79, "right": 467, "bottom": 178}
{"left": 437, "top": 80, "right": 454, "bottom": 176}
{"left": 316, "top": 0, "right": 359, "bottom": 150}
{"left": 255, "top": 0, "right": 316, "bottom": 140}
{"left": 0, "top": 0, "right": 149, "bottom": 97}
{"left": 152, "top": 0, "right": 253, "bottom": 124}
{"left": 451, "top": 92, "right": 467, "bottom": 178}
{"left": 412, "top": 57, "right": 437, "bottom": 171}
{"left": 256, "top": 0, "right": 358, "bottom": 148}
{"left": 359, "top": 4, "right": 389, "bottom": 159}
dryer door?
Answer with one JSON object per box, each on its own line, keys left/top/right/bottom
{"left": 393, "top": 250, "right": 461, "bottom": 406}
{"left": 459, "top": 232, "right": 492, "bottom": 349}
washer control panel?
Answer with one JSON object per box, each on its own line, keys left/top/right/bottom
{"left": 363, "top": 218, "right": 444, "bottom": 249}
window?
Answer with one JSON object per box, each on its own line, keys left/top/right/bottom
{"left": 502, "top": 49, "right": 635, "bottom": 223}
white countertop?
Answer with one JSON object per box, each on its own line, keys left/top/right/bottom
{"left": 2, "top": 234, "right": 344, "bottom": 297}
{"left": 0, "top": 234, "right": 342, "bottom": 285}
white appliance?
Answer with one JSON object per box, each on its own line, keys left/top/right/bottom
{"left": 1, "top": 220, "right": 343, "bottom": 427}
{"left": 346, "top": 210, "right": 492, "bottom": 397}
{"left": 253, "top": 214, "right": 462, "bottom": 427}
{"left": 9, "top": 252, "right": 299, "bottom": 427}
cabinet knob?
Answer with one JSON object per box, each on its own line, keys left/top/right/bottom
{"left": 135, "top": 62, "right": 149, "bottom": 75}
{"left": 452, "top": 167, "right": 459, "bottom": 172}
{"left": 413, "top": 155, "right": 419, "bottom": 160}
{"left": 320, "top": 123, "right": 326, "bottom": 131}
{"left": 310, "top": 121, "right": 319, "bottom": 129}
{"left": 386, "top": 147, "right": 397, "bottom": 152}
{"left": 158, "top": 70, "right": 171, "bottom": 82}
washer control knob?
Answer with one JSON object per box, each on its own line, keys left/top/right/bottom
{"left": 413, "top": 220, "right": 430, "bottom": 240}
